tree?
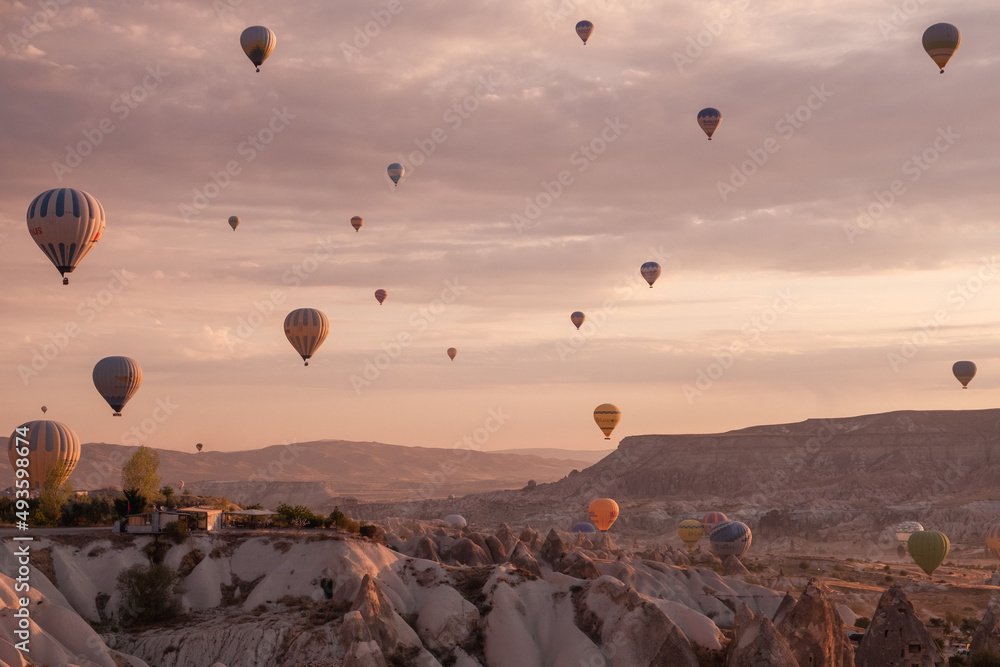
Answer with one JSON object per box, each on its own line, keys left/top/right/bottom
{"left": 36, "top": 462, "right": 73, "bottom": 526}
{"left": 114, "top": 488, "right": 149, "bottom": 517}
{"left": 121, "top": 445, "right": 161, "bottom": 503}
{"left": 116, "top": 563, "right": 183, "bottom": 624}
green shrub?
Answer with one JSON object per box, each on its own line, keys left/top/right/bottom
{"left": 359, "top": 524, "right": 379, "bottom": 539}
{"left": 162, "top": 520, "right": 189, "bottom": 544}
{"left": 116, "top": 563, "right": 184, "bottom": 624}
{"left": 856, "top": 617, "right": 870, "bottom": 629}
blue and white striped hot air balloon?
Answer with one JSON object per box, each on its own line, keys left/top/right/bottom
{"left": 709, "top": 520, "right": 752, "bottom": 560}
{"left": 26, "top": 188, "right": 105, "bottom": 285}
{"left": 387, "top": 163, "right": 404, "bottom": 186}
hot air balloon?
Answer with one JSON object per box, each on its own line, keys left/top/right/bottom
{"left": 640, "top": 261, "right": 661, "bottom": 288}
{"left": 443, "top": 514, "right": 467, "bottom": 527}
{"left": 375, "top": 289, "right": 387, "bottom": 305}
{"left": 593, "top": 403, "right": 620, "bottom": 440}
{"left": 907, "top": 530, "right": 949, "bottom": 575}
{"left": 572, "top": 522, "right": 597, "bottom": 533}
{"left": 93, "top": 356, "right": 142, "bottom": 416}
{"left": 447, "top": 347, "right": 457, "bottom": 361}
{"left": 588, "top": 498, "right": 619, "bottom": 531}
{"left": 922, "top": 23, "right": 960, "bottom": 73}
{"left": 179, "top": 480, "right": 185, "bottom": 490}
{"left": 284, "top": 308, "right": 330, "bottom": 366}
{"left": 678, "top": 519, "right": 704, "bottom": 549}
{"left": 894, "top": 521, "right": 923, "bottom": 542}
{"left": 351, "top": 216, "right": 364, "bottom": 232}
{"left": 387, "top": 163, "right": 404, "bottom": 186}
{"left": 953, "top": 361, "right": 976, "bottom": 388}
{"left": 27, "top": 188, "right": 106, "bottom": 285}
{"left": 987, "top": 525, "right": 1000, "bottom": 561}
{"left": 8, "top": 420, "right": 81, "bottom": 490}
{"left": 701, "top": 511, "right": 728, "bottom": 533}
{"left": 709, "top": 521, "right": 752, "bottom": 559}
{"left": 575, "top": 20, "right": 594, "bottom": 45}
{"left": 228, "top": 216, "right": 240, "bottom": 231}
{"left": 240, "top": 26, "right": 276, "bottom": 72}
{"left": 697, "top": 108, "right": 722, "bottom": 140}
{"left": 40, "top": 406, "right": 47, "bottom": 414}
{"left": 571, "top": 311, "right": 585, "bottom": 329}
{"left": 196, "top": 443, "right": 203, "bottom": 453}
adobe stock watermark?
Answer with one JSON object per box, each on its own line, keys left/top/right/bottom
{"left": 388, "top": 74, "right": 501, "bottom": 185}
{"left": 716, "top": 85, "right": 833, "bottom": 202}
{"left": 558, "top": 246, "right": 672, "bottom": 362}
{"left": 672, "top": 0, "right": 752, "bottom": 72}
{"left": 16, "top": 269, "right": 137, "bottom": 385}
{"left": 340, "top": 0, "right": 405, "bottom": 63}
{"left": 747, "top": 419, "right": 843, "bottom": 507}
{"left": 247, "top": 442, "right": 306, "bottom": 482}
{"left": 682, "top": 288, "right": 796, "bottom": 403}
{"left": 212, "top": 0, "right": 245, "bottom": 22}
{"left": 511, "top": 116, "right": 628, "bottom": 233}
{"left": 226, "top": 234, "right": 337, "bottom": 350}
{"left": 51, "top": 65, "right": 169, "bottom": 181}
{"left": 6, "top": 0, "right": 72, "bottom": 53}
{"left": 349, "top": 278, "right": 468, "bottom": 394}
{"left": 179, "top": 107, "right": 295, "bottom": 221}
{"left": 876, "top": 0, "right": 931, "bottom": 39}
{"left": 120, "top": 397, "right": 180, "bottom": 446}
{"left": 406, "top": 407, "right": 510, "bottom": 503}
{"left": 887, "top": 256, "right": 1000, "bottom": 372}
{"left": 843, "top": 127, "right": 960, "bottom": 244}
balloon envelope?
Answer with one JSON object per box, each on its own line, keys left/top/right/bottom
{"left": 447, "top": 347, "right": 457, "bottom": 361}
{"left": 894, "top": 521, "right": 923, "bottom": 542}
{"left": 575, "top": 20, "right": 594, "bottom": 44}
{"left": 572, "top": 522, "right": 597, "bottom": 533}
{"left": 443, "top": 514, "right": 467, "bottom": 527}
{"left": 709, "top": 521, "right": 752, "bottom": 559}
{"left": 93, "top": 356, "right": 142, "bottom": 416}
{"left": 697, "top": 108, "right": 722, "bottom": 139}
{"left": 27, "top": 188, "right": 106, "bottom": 285}
{"left": 387, "top": 163, "right": 404, "bottom": 185}
{"left": 678, "top": 519, "right": 704, "bottom": 548}
{"left": 228, "top": 216, "right": 239, "bottom": 231}
{"left": 570, "top": 311, "right": 585, "bottom": 329}
{"left": 284, "top": 308, "right": 330, "bottom": 366}
{"left": 953, "top": 361, "right": 976, "bottom": 388}
{"left": 908, "top": 530, "right": 949, "bottom": 575}
{"left": 593, "top": 403, "right": 620, "bottom": 440}
{"left": 351, "top": 216, "right": 363, "bottom": 232}
{"left": 240, "top": 26, "right": 276, "bottom": 72}
{"left": 196, "top": 443, "right": 203, "bottom": 452}
{"left": 701, "top": 511, "right": 728, "bottom": 533}
{"left": 588, "top": 498, "right": 619, "bottom": 531}
{"left": 640, "top": 261, "right": 661, "bottom": 288}
{"left": 40, "top": 406, "right": 47, "bottom": 414}
{"left": 922, "top": 23, "right": 960, "bottom": 72}
{"left": 375, "top": 289, "right": 387, "bottom": 305}
{"left": 8, "top": 420, "right": 80, "bottom": 490}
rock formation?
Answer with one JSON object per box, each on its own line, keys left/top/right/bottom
{"left": 775, "top": 581, "right": 854, "bottom": 667}
{"left": 854, "top": 585, "right": 944, "bottom": 667}
{"left": 727, "top": 602, "right": 799, "bottom": 667}
{"left": 971, "top": 600, "right": 1000, "bottom": 655}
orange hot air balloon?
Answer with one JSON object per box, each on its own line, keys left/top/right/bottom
{"left": 351, "top": 216, "right": 363, "bottom": 232}
{"left": 374, "top": 289, "right": 387, "bottom": 305}
{"left": 588, "top": 498, "right": 619, "bottom": 531}
{"left": 593, "top": 403, "right": 620, "bottom": 440}
{"left": 447, "top": 347, "right": 457, "bottom": 361}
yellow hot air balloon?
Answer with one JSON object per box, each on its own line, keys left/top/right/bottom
{"left": 447, "top": 347, "right": 457, "bottom": 361}
{"left": 26, "top": 188, "right": 106, "bottom": 285}
{"left": 571, "top": 311, "right": 585, "bottom": 329}
{"left": 240, "top": 26, "right": 276, "bottom": 72}
{"left": 284, "top": 308, "right": 330, "bottom": 366}
{"left": 953, "top": 361, "right": 976, "bottom": 388}
{"left": 678, "top": 519, "right": 704, "bottom": 548}
{"left": 8, "top": 420, "right": 81, "bottom": 490}
{"left": 228, "top": 215, "right": 240, "bottom": 231}
{"left": 375, "top": 289, "right": 387, "bottom": 305}
{"left": 922, "top": 23, "right": 960, "bottom": 73}
{"left": 351, "top": 216, "right": 364, "bottom": 232}
{"left": 93, "top": 356, "right": 142, "bottom": 416}
{"left": 575, "top": 20, "right": 594, "bottom": 45}
{"left": 588, "top": 498, "right": 619, "bottom": 531}
{"left": 908, "top": 530, "right": 950, "bottom": 575}
{"left": 593, "top": 403, "right": 620, "bottom": 440}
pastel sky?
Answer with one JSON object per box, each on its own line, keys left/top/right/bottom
{"left": 2, "top": 0, "right": 999, "bottom": 454}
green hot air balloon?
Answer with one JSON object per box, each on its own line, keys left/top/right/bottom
{"left": 907, "top": 530, "right": 949, "bottom": 575}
